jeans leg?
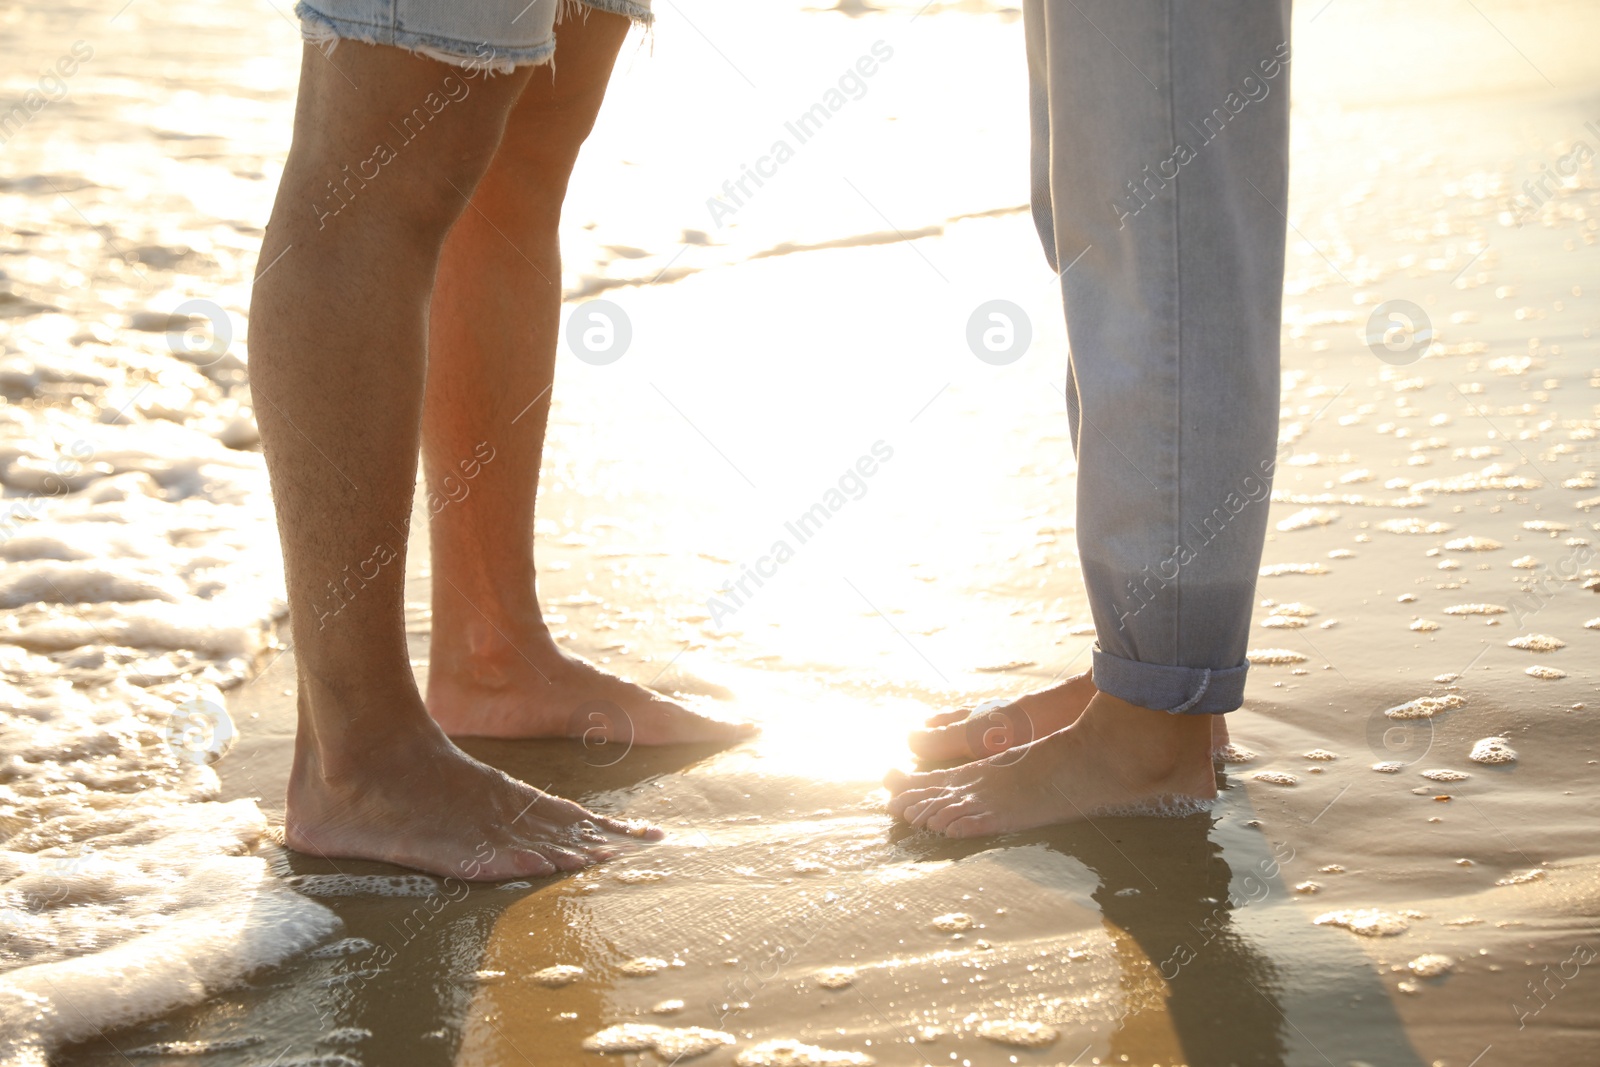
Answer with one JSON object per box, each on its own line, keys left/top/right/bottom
{"left": 1040, "top": 0, "right": 1291, "bottom": 714}
{"left": 1024, "top": 0, "right": 1057, "bottom": 274}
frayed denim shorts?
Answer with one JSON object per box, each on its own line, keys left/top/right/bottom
{"left": 295, "top": 0, "right": 651, "bottom": 74}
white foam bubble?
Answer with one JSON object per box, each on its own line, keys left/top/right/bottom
{"left": 584, "top": 1024, "right": 734, "bottom": 1059}
{"left": 931, "top": 913, "right": 973, "bottom": 932}
{"left": 1525, "top": 665, "right": 1567, "bottom": 680}
{"left": 0, "top": 857, "right": 336, "bottom": 1063}
{"left": 1247, "top": 648, "right": 1310, "bottom": 666}
{"left": 617, "top": 956, "right": 670, "bottom": 976}
{"left": 1407, "top": 953, "right": 1455, "bottom": 978}
{"left": 1259, "top": 563, "right": 1330, "bottom": 577}
{"left": 975, "top": 1019, "right": 1059, "bottom": 1048}
{"left": 285, "top": 875, "right": 440, "bottom": 899}
{"left": 322, "top": 1028, "right": 371, "bottom": 1045}
{"left": 1276, "top": 508, "right": 1339, "bottom": 532}
{"left": 815, "top": 967, "right": 855, "bottom": 989}
{"left": 1507, "top": 634, "right": 1565, "bottom": 652}
{"left": 531, "top": 964, "right": 584, "bottom": 987}
{"left": 1469, "top": 737, "right": 1518, "bottom": 764}
{"left": 1253, "top": 771, "right": 1299, "bottom": 786}
{"left": 1376, "top": 518, "right": 1453, "bottom": 535}
{"left": 1385, "top": 694, "right": 1466, "bottom": 719}
{"left": 1443, "top": 536, "right": 1502, "bottom": 552}
{"left": 0, "top": 360, "right": 304, "bottom": 1057}
{"left": 735, "top": 1039, "right": 876, "bottom": 1067}
{"left": 1093, "top": 794, "right": 1218, "bottom": 817}
{"left": 1313, "top": 909, "right": 1410, "bottom": 936}
{"left": 307, "top": 938, "right": 376, "bottom": 960}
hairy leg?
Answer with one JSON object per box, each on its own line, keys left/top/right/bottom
{"left": 252, "top": 40, "right": 658, "bottom": 880}
{"left": 421, "top": 11, "right": 750, "bottom": 745}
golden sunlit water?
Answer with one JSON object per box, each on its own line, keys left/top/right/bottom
{"left": 2, "top": 0, "right": 1598, "bottom": 1065}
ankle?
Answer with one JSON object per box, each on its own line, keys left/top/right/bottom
{"left": 292, "top": 674, "right": 437, "bottom": 784}
{"left": 1077, "top": 693, "right": 1213, "bottom": 777}
{"left": 432, "top": 595, "right": 560, "bottom": 671}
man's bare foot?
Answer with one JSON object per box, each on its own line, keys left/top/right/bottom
{"left": 286, "top": 697, "right": 662, "bottom": 880}
{"left": 910, "top": 671, "right": 1233, "bottom": 763}
{"left": 885, "top": 691, "right": 1217, "bottom": 838}
{"left": 427, "top": 622, "right": 754, "bottom": 744}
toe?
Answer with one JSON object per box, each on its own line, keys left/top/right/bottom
{"left": 925, "top": 797, "right": 983, "bottom": 834}
{"left": 495, "top": 850, "right": 557, "bottom": 879}
{"left": 907, "top": 723, "right": 971, "bottom": 762}
{"left": 905, "top": 790, "right": 961, "bottom": 828}
{"left": 942, "top": 811, "right": 1002, "bottom": 838}
{"left": 922, "top": 708, "right": 971, "bottom": 729}
{"left": 884, "top": 766, "right": 946, "bottom": 792}
{"left": 529, "top": 843, "right": 591, "bottom": 871}
{"left": 887, "top": 786, "right": 944, "bottom": 820}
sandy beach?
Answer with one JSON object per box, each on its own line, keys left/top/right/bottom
{"left": 3, "top": 0, "right": 1598, "bottom": 1064}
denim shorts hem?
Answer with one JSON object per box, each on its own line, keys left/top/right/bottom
{"left": 296, "top": 1, "right": 558, "bottom": 74}
{"left": 1092, "top": 648, "right": 1248, "bottom": 715}
{"left": 564, "top": 0, "right": 653, "bottom": 24}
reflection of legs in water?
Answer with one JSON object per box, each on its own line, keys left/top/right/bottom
{"left": 1076, "top": 815, "right": 1289, "bottom": 1067}
{"left": 890, "top": 0, "right": 1288, "bottom": 833}
{"left": 420, "top": 15, "right": 754, "bottom": 747}
{"left": 255, "top": 32, "right": 665, "bottom": 880}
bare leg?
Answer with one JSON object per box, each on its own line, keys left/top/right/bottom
{"left": 252, "top": 40, "right": 658, "bottom": 881}
{"left": 420, "top": 12, "right": 751, "bottom": 745}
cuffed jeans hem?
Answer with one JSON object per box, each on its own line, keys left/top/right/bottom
{"left": 296, "top": 1, "right": 557, "bottom": 74}
{"left": 1092, "top": 648, "right": 1248, "bottom": 715}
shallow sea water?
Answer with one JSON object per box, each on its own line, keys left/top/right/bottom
{"left": 2, "top": 0, "right": 1598, "bottom": 1065}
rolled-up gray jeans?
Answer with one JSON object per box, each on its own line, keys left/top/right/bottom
{"left": 1026, "top": 0, "right": 1292, "bottom": 714}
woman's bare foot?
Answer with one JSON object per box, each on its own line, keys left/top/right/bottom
{"left": 909, "top": 672, "right": 1098, "bottom": 762}
{"left": 910, "top": 671, "right": 1233, "bottom": 763}
{"left": 286, "top": 687, "right": 662, "bottom": 880}
{"left": 426, "top": 618, "right": 755, "bottom": 744}
{"left": 885, "top": 691, "right": 1217, "bottom": 838}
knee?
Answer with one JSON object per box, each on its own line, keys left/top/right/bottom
{"left": 282, "top": 67, "right": 531, "bottom": 249}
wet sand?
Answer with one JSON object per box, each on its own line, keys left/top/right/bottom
{"left": 4, "top": 0, "right": 1599, "bottom": 1065}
